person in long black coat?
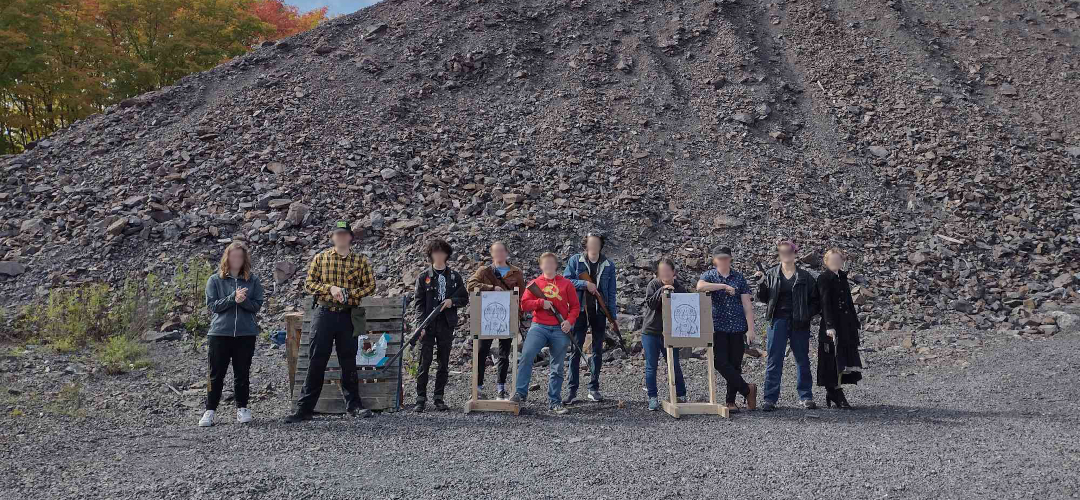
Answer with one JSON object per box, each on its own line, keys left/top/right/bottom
{"left": 816, "top": 248, "right": 864, "bottom": 408}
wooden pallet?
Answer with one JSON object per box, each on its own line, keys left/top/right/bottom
{"left": 285, "top": 297, "right": 405, "bottom": 413}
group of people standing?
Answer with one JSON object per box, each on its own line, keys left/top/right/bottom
{"left": 196, "top": 220, "right": 865, "bottom": 426}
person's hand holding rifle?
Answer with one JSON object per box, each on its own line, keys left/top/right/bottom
{"left": 576, "top": 271, "right": 626, "bottom": 351}
{"left": 543, "top": 299, "right": 573, "bottom": 333}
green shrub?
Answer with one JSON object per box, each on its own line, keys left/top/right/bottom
{"left": 174, "top": 258, "right": 214, "bottom": 336}
{"left": 97, "top": 336, "right": 151, "bottom": 375}
{"left": 34, "top": 283, "right": 119, "bottom": 348}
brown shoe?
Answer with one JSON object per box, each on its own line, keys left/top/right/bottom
{"left": 725, "top": 403, "right": 741, "bottom": 413}
{"left": 745, "top": 383, "right": 757, "bottom": 410}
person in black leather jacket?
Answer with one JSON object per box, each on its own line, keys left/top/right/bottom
{"left": 412, "top": 238, "right": 469, "bottom": 412}
{"left": 755, "top": 240, "right": 820, "bottom": 411}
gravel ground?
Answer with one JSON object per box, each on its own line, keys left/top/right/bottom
{"left": 2, "top": 322, "right": 1078, "bottom": 499}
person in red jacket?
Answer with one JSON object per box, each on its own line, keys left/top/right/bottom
{"left": 511, "top": 252, "right": 580, "bottom": 414}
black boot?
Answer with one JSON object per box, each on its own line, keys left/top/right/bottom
{"left": 433, "top": 400, "right": 449, "bottom": 411}
{"left": 834, "top": 387, "right": 852, "bottom": 409}
{"left": 283, "top": 410, "right": 313, "bottom": 423}
{"left": 413, "top": 401, "right": 426, "bottom": 413}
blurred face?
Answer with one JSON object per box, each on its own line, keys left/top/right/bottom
{"left": 826, "top": 252, "right": 844, "bottom": 272}
{"left": 586, "top": 236, "right": 603, "bottom": 255}
{"left": 778, "top": 244, "right": 796, "bottom": 264}
{"left": 713, "top": 256, "right": 732, "bottom": 271}
{"left": 540, "top": 256, "right": 558, "bottom": 275}
{"left": 490, "top": 243, "right": 508, "bottom": 263}
{"left": 657, "top": 262, "right": 675, "bottom": 282}
{"left": 227, "top": 248, "right": 245, "bottom": 271}
{"left": 331, "top": 231, "right": 352, "bottom": 248}
{"left": 431, "top": 250, "right": 448, "bottom": 265}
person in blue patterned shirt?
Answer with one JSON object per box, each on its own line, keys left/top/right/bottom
{"left": 696, "top": 246, "right": 757, "bottom": 411}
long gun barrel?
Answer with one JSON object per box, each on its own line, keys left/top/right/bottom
{"left": 576, "top": 271, "right": 627, "bottom": 352}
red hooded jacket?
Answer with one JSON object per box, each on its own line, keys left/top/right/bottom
{"left": 521, "top": 274, "right": 580, "bottom": 327}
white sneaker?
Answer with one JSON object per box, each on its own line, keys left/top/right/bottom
{"left": 198, "top": 410, "right": 215, "bottom": 427}
{"left": 237, "top": 408, "right": 252, "bottom": 423}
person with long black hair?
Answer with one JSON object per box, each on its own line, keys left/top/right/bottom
{"left": 816, "top": 248, "right": 864, "bottom": 408}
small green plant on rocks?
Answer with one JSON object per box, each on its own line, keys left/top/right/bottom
{"left": 97, "top": 336, "right": 151, "bottom": 375}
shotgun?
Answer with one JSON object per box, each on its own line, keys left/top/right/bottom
{"left": 525, "top": 282, "right": 593, "bottom": 378}
{"left": 378, "top": 302, "right": 446, "bottom": 373}
{"left": 575, "top": 271, "right": 627, "bottom": 352}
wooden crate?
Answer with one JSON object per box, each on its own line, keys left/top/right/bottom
{"left": 286, "top": 296, "right": 406, "bottom": 413}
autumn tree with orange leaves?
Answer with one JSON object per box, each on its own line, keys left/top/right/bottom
{"left": 0, "top": 0, "right": 328, "bottom": 154}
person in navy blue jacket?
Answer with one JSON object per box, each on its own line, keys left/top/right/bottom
{"left": 562, "top": 232, "right": 617, "bottom": 404}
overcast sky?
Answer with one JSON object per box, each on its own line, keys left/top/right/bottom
{"left": 290, "top": 0, "right": 380, "bottom": 16}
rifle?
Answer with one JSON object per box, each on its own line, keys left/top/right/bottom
{"left": 525, "top": 282, "right": 593, "bottom": 378}
{"left": 575, "top": 271, "right": 627, "bottom": 352}
{"left": 379, "top": 301, "right": 446, "bottom": 372}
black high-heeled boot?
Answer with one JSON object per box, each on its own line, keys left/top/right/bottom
{"left": 825, "top": 387, "right": 839, "bottom": 408}
{"left": 834, "top": 387, "right": 852, "bottom": 409}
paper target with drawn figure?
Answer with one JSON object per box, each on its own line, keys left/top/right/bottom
{"left": 663, "top": 292, "right": 714, "bottom": 347}
{"left": 669, "top": 293, "right": 702, "bottom": 338}
{"left": 356, "top": 333, "right": 391, "bottom": 367}
{"left": 471, "top": 290, "right": 518, "bottom": 339}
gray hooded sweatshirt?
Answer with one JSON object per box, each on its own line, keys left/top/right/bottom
{"left": 205, "top": 272, "right": 264, "bottom": 336}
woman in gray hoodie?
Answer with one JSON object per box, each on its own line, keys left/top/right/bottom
{"left": 200, "top": 241, "right": 264, "bottom": 427}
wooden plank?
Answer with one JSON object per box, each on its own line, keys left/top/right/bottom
{"left": 662, "top": 400, "right": 680, "bottom": 419}
{"left": 671, "top": 402, "right": 728, "bottom": 417}
{"left": 706, "top": 343, "right": 718, "bottom": 405}
{"left": 666, "top": 346, "right": 677, "bottom": 405}
{"left": 464, "top": 399, "right": 520, "bottom": 414}
{"left": 292, "top": 380, "right": 399, "bottom": 412}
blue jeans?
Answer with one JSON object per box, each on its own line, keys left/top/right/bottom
{"left": 642, "top": 334, "right": 685, "bottom": 399}
{"left": 568, "top": 311, "right": 605, "bottom": 394}
{"left": 764, "top": 317, "right": 813, "bottom": 403}
{"left": 515, "top": 323, "right": 571, "bottom": 407}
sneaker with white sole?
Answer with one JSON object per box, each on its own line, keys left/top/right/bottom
{"left": 648, "top": 397, "right": 659, "bottom": 411}
{"left": 198, "top": 410, "right": 215, "bottom": 427}
{"left": 550, "top": 404, "right": 569, "bottom": 415}
{"left": 236, "top": 408, "right": 252, "bottom": 423}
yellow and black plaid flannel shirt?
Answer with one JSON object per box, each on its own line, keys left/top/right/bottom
{"left": 305, "top": 248, "right": 376, "bottom": 311}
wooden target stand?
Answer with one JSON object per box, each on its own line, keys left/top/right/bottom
{"left": 661, "top": 291, "right": 728, "bottom": 419}
{"left": 464, "top": 288, "right": 521, "bottom": 415}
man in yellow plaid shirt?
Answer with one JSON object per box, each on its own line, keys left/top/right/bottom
{"left": 286, "top": 220, "right": 377, "bottom": 422}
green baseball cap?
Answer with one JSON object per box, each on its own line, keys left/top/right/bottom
{"left": 332, "top": 220, "right": 352, "bottom": 234}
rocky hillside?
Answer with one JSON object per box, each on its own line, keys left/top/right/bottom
{"left": 1, "top": 0, "right": 1078, "bottom": 336}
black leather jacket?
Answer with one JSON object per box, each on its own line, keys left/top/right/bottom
{"left": 414, "top": 266, "right": 469, "bottom": 331}
{"left": 756, "top": 265, "right": 819, "bottom": 327}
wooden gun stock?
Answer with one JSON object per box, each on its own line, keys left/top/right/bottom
{"left": 576, "top": 271, "right": 626, "bottom": 350}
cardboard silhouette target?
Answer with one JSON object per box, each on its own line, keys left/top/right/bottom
{"left": 660, "top": 291, "right": 727, "bottom": 418}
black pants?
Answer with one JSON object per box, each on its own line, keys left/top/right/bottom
{"left": 296, "top": 309, "right": 363, "bottom": 413}
{"left": 568, "top": 309, "right": 605, "bottom": 394}
{"left": 206, "top": 335, "right": 257, "bottom": 411}
{"left": 416, "top": 322, "right": 453, "bottom": 402}
{"left": 714, "top": 332, "right": 750, "bottom": 404}
{"left": 477, "top": 337, "right": 512, "bottom": 386}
